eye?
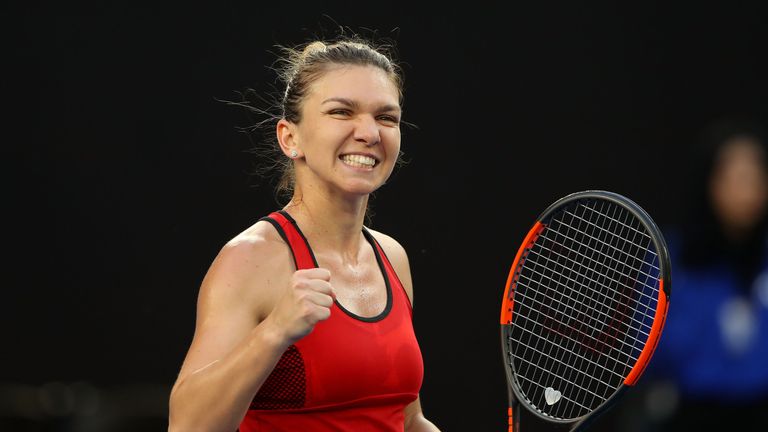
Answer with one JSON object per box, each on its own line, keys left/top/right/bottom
{"left": 327, "top": 108, "right": 352, "bottom": 117}
{"left": 377, "top": 114, "right": 401, "bottom": 124}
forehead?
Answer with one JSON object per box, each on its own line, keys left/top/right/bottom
{"left": 718, "top": 137, "right": 764, "bottom": 164}
{"left": 307, "top": 65, "right": 400, "bottom": 107}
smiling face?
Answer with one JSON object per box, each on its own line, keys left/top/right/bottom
{"left": 286, "top": 64, "right": 402, "bottom": 199}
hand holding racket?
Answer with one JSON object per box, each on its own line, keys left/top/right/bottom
{"left": 500, "top": 190, "right": 671, "bottom": 431}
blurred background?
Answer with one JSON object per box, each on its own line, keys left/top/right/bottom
{"left": 3, "top": 1, "right": 768, "bottom": 431}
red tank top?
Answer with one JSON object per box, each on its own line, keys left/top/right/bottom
{"left": 238, "top": 211, "right": 424, "bottom": 432}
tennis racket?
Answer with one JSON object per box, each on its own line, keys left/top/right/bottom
{"left": 500, "top": 190, "right": 671, "bottom": 431}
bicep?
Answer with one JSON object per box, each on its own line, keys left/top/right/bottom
{"left": 175, "top": 301, "right": 254, "bottom": 383}
{"left": 405, "top": 396, "right": 442, "bottom": 431}
{"left": 404, "top": 395, "right": 423, "bottom": 420}
{"left": 174, "top": 243, "right": 277, "bottom": 384}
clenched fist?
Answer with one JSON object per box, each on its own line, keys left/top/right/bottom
{"left": 267, "top": 268, "right": 336, "bottom": 345}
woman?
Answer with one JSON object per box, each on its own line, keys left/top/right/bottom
{"left": 640, "top": 117, "right": 768, "bottom": 429}
{"left": 167, "top": 36, "right": 441, "bottom": 431}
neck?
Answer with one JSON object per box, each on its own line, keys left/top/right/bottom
{"left": 722, "top": 224, "right": 753, "bottom": 247}
{"left": 283, "top": 192, "right": 369, "bottom": 261}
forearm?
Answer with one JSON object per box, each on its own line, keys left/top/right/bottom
{"left": 168, "top": 321, "right": 288, "bottom": 432}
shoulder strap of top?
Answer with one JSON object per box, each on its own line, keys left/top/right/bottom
{"left": 362, "top": 227, "right": 414, "bottom": 316}
{"left": 258, "top": 211, "right": 318, "bottom": 270}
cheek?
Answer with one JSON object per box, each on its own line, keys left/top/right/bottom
{"left": 301, "top": 122, "right": 351, "bottom": 154}
{"left": 384, "top": 130, "right": 401, "bottom": 158}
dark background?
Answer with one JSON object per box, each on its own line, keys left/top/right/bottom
{"left": 3, "top": 1, "right": 767, "bottom": 431}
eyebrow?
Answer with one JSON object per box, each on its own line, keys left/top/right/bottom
{"left": 321, "top": 97, "right": 401, "bottom": 113}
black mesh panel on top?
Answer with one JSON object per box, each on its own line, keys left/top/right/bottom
{"left": 250, "top": 345, "right": 306, "bottom": 410}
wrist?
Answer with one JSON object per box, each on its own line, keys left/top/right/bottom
{"left": 256, "top": 316, "right": 292, "bottom": 352}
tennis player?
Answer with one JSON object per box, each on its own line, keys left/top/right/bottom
{"left": 168, "top": 34, "right": 441, "bottom": 432}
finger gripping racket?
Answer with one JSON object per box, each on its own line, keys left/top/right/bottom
{"left": 500, "top": 190, "right": 671, "bottom": 431}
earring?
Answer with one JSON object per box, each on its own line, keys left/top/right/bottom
{"left": 290, "top": 149, "right": 298, "bottom": 158}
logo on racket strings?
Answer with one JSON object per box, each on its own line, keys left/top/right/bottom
{"left": 544, "top": 387, "right": 562, "bottom": 405}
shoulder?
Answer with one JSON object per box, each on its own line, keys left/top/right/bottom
{"left": 366, "top": 227, "right": 414, "bottom": 303}
{"left": 200, "top": 219, "right": 292, "bottom": 320}
{"left": 212, "top": 220, "right": 289, "bottom": 277}
{"left": 173, "top": 220, "right": 293, "bottom": 382}
{"left": 366, "top": 227, "right": 409, "bottom": 267}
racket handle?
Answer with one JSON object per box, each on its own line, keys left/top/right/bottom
{"left": 507, "top": 387, "right": 520, "bottom": 431}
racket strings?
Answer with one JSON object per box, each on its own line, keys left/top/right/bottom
{"left": 519, "top": 248, "right": 655, "bottom": 334}
{"left": 523, "top": 204, "right": 658, "bottom": 351}
{"left": 523, "top": 232, "right": 658, "bottom": 331}
{"left": 510, "top": 318, "right": 626, "bottom": 383}
{"left": 572, "top": 204, "right": 659, "bottom": 263}
{"left": 509, "top": 199, "right": 662, "bottom": 420}
{"left": 548, "top": 201, "right": 654, "bottom": 415}
{"left": 512, "top": 283, "right": 645, "bottom": 360}
{"left": 551, "top": 210, "right": 660, "bottom": 295}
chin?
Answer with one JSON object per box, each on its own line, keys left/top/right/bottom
{"left": 342, "top": 182, "right": 384, "bottom": 196}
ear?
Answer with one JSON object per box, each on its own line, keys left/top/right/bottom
{"left": 276, "top": 119, "right": 302, "bottom": 159}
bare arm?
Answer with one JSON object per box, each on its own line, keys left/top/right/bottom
{"left": 168, "top": 227, "right": 335, "bottom": 432}
{"left": 405, "top": 397, "right": 441, "bottom": 432}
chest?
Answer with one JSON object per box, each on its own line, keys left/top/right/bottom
{"left": 250, "top": 275, "right": 423, "bottom": 414}
{"left": 323, "top": 258, "right": 388, "bottom": 318}
{"left": 295, "top": 283, "right": 423, "bottom": 407}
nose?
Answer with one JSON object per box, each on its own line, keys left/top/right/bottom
{"left": 353, "top": 115, "right": 381, "bottom": 146}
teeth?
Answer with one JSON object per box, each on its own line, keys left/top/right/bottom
{"left": 340, "top": 154, "right": 376, "bottom": 167}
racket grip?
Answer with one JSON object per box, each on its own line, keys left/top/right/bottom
{"left": 507, "top": 405, "right": 520, "bottom": 431}
{"left": 507, "top": 386, "right": 520, "bottom": 431}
